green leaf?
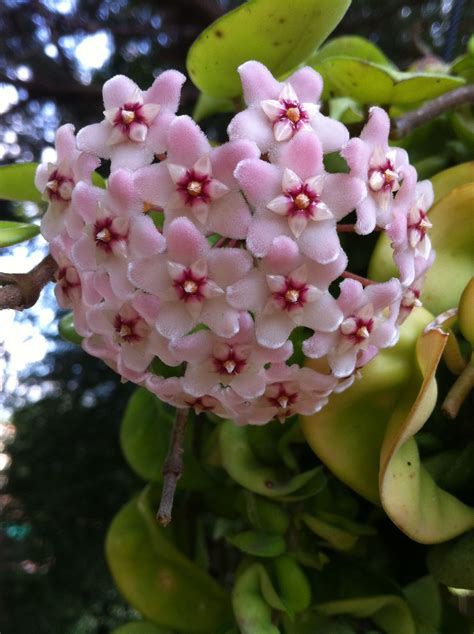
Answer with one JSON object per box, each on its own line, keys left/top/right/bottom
{"left": 227, "top": 530, "right": 286, "bottom": 557}
{"left": 0, "top": 163, "right": 42, "bottom": 203}
{"left": 120, "top": 388, "right": 213, "bottom": 490}
{"left": 220, "top": 420, "right": 325, "bottom": 500}
{"left": 58, "top": 312, "right": 83, "bottom": 345}
{"left": 300, "top": 511, "right": 376, "bottom": 551}
{"left": 112, "top": 623, "right": 172, "bottom": 634}
{"left": 403, "top": 576, "right": 442, "bottom": 634}
{"left": 193, "top": 93, "right": 235, "bottom": 123}
{"left": 314, "top": 57, "right": 464, "bottom": 104}
{"left": 186, "top": 0, "right": 351, "bottom": 98}
{"left": 427, "top": 530, "right": 474, "bottom": 590}
{"left": 0, "top": 220, "right": 40, "bottom": 247}
{"left": 106, "top": 490, "right": 231, "bottom": 632}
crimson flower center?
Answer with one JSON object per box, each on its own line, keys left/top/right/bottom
{"left": 368, "top": 159, "right": 398, "bottom": 193}
{"left": 408, "top": 209, "right": 430, "bottom": 240}
{"left": 113, "top": 315, "right": 143, "bottom": 343}
{"left": 267, "top": 385, "right": 298, "bottom": 411}
{"left": 173, "top": 268, "right": 207, "bottom": 302}
{"left": 94, "top": 218, "right": 124, "bottom": 253}
{"left": 287, "top": 184, "right": 319, "bottom": 218}
{"left": 213, "top": 348, "right": 247, "bottom": 376}
{"left": 341, "top": 316, "right": 374, "bottom": 345}
{"left": 177, "top": 169, "right": 211, "bottom": 206}
{"left": 279, "top": 99, "right": 308, "bottom": 130}
{"left": 113, "top": 102, "right": 146, "bottom": 130}
{"left": 46, "top": 169, "right": 74, "bottom": 202}
{"left": 274, "top": 277, "right": 309, "bottom": 312}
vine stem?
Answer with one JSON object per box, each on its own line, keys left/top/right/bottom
{"left": 341, "top": 271, "right": 376, "bottom": 286}
{"left": 337, "top": 224, "right": 381, "bottom": 233}
{"left": 391, "top": 85, "right": 474, "bottom": 139}
{"left": 157, "top": 407, "right": 189, "bottom": 527}
{"left": 0, "top": 253, "right": 57, "bottom": 311}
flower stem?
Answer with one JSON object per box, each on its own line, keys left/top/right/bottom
{"left": 442, "top": 363, "right": 474, "bottom": 420}
{"left": 157, "top": 407, "right": 189, "bottom": 527}
{"left": 341, "top": 271, "right": 376, "bottom": 286}
{"left": 336, "top": 224, "right": 381, "bottom": 233}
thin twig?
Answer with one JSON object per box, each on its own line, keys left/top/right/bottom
{"left": 341, "top": 271, "right": 377, "bottom": 286}
{"left": 391, "top": 85, "right": 474, "bottom": 139}
{"left": 336, "top": 224, "right": 382, "bottom": 233}
{"left": 0, "top": 254, "right": 57, "bottom": 310}
{"left": 157, "top": 407, "right": 189, "bottom": 527}
{"left": 442, "top": 363, "right": 474, "bottom": 419}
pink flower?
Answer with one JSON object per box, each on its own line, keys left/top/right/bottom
{"left": 232, "top": 363, "right": 337, "bottom": 425}
{"left": 303, "top": 278, "right": 402, "bottom": 377}
{"left": 170, "top": 313, "right": 293, "bottom": 400}
{"left": 76, "top": 71, "right": 185, "bottom": 170}
{"left": 35, "top": 124, "right": 100, "bottom": 241}
{"left": 133, "top": 115, "right": 258, "bottom": 238}
{"left": 387, "top": 169, "right": 434, "bottom": 286}
{"left": 342, "top": 107, "right": 411, "bottom": 234}
{"left": 84, "top": 291, "right": 179, "bottom": 380}
{"left": 145, "top": 375, "right": 232, "bottom": 417}
{"left": 228, "top": 61, "right": 348, "bottom": 156}
{"left": 235, "top": 131, "right": 365, "bottom": 263}
{"left": 129, "top": 217, "right": 253, "bottom": 339}
{"left": 71, "top": 169, "right": 165, "bottom": 299}
{"left": 227, "top": 236, "right": 344, "bottom": 349}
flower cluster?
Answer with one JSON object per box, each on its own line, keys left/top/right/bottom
{"left": 37, "top": 61, "right": 434, "bottom": 425}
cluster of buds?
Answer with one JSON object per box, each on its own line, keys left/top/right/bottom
{"left": 36, "top": 61, "right": 434, "bottom": 425}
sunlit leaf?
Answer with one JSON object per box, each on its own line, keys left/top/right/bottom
{"left": 0, "top": 163, "right": 42, "bottom": 203}
{"left": 187, "top": 0, "right": 351, "bottom": 98}
{"left": 430, "top": 162, "right": 474, "bottom": 202}
{"left": 0, "top": 220, "right": 40, "bottom": 247}
{"left": 310, "top": 35, "right": 393, "bottom": 67}
{"left": 193, "top": 93, "right": 235, "bottom": 123}
{"left": 315, "top": 57, "right": 464, "bottom": 104}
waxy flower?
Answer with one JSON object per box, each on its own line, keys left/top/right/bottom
{"left": 303, "top": 278, "right": 402, "bottom": 377}
{"left": 77, "top": 71, "right": 185, "bottom": 170}
{"left": 71, "top": 169, "right": 165, "bottom": 299}
{"left": 228, "top": 61, "right": 349, "bottom": 156}
{"left": 129, "top": 217, "right": 253, "bottom": 339}
{"left": 35, "top": 124, "right": 100, "bottom": 241}
{"left": 235, "top": 131, "right": 365, "bottom": 263}
{"left": 171, "top": 313, "right": 293, "bottom": 400}
{"left": 227, "top": 236, "right": 344, "bottom": 349}
{"left": 133, "top": 115, "right": 259, "bottom": 238}
{"left": 387, "top": 169, "right": 434, "bottom": 286}
{"left": 342, "top": 107, "right": 410, "bottom": 234}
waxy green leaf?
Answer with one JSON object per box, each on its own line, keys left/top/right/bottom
{"left": 0, "top": 163, "right": 42, "bottom": 203}
{"left": 106, "top": 489, "right": 231, "bottom": 632}
{"left": 0, "top": 220, "right": 40, "bottom": 248}
{"left": 227, "top": 530, "right": 286, "bottom": 557}
{"left": 58, "top": 312, "right": 83, "bottom": 345}
{"left": 428, "top": 530, "right": 474, "bottom": 590}
{"left": 315, "top": 57, "right": 464, "bottom": 104}
{"left": 187, "top": 0, "right": 351, "bottom": 98}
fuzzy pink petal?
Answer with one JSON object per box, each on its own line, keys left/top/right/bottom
{"left": 133, "top": 163, "right": 175, "bottom": 209}
{"left": 278, "top": 131, "right": 323, "bottom": 180}
{"left": 72, "top": 182, "right": 101, "bottom": 224}
{"left": 234, "top": 159, "right": 281, "bottom": 209}
{"left": 329, "top": 347, "right": 358, "bottom": 377}
{"left": 107, "top": 257, "right": 134, "bottom": 299}
{"left": 55, "top": 123, "right": 76, "bottom": 159}
{"left": 110, "top": 143, "right": 155, "bottom": 171}
{"left": 41, "top": 207, "right": 65, "bottom": 241}
{"left": 128, "top": 256, "right": 169, "bottom": 295}
{"left": 371, "top": 321, "right": 398, "bottom": 348}
{"left": 355, "top": 196, "right": 378, "bottom": 235}
{"left": 34, "top": 163, "right": 50, "bottom": 193}
{"left": 231, "top": 370, "right": 267, "bottom": 399}
{"left": 184, "top": 363, "right": 219, "bottom": 396}
{"left": 303, "top": 293, "right": 343, "bottom": 332}
{"left": 311, "top": 113, "right": 349, "bottom": 153}
{"left": 207, "top": 247, "right": 253, "bottom": 287}
{"left": 360, "top": 107, "right": 390, "bottom": 147}
{"left": 132, "top": 292, "right": 160, "bottom": 323}
{"left": 208, "top": 192, "right": 252, "bottom": 239}
{"left": 287, "top": 67, "right": 323, "bottom": 103}
{"left": 394, "top": 251, "right": 415, "bottom": 286}
{"left": 145, "top": 109, "right": 175, "bottom": 155}
{"left": 200, "top": 297, "right": 241, "bottom": 338}
{"left": 298, "top": 221, "right": 341, "bottom": 264}
{"left": 103, "top": 75, "right": 141, "bottom": 109}
{"left": 72, "top": 234, "right": 96, "bottom": 270}
{"left": 168, "top": 115, "right": 210, "bottom": 166}
{"left": 144, "top": 69, "right": 186, "bottom": 111}
{"left": 362, "top": 279, "right": 401, "bottom": 312}
{"left": 306, "top": 250, "right": 348, "bottom": 290}
{"left": 227, "top": 108, "right": 274, "bottom": 151}
{"left": 128, "top": 215, "right": 166, "bottom": 258}
{"left": 322, "top": 174, "right": 367, "bottom": 220}
{"left": 264, "top": 235, "right": 302, "bottom": 275}
{"left": 108, "top": 169, "right": 141, "bottom": 212}
{"left": 171, "top": 330, "right": 214, "bottom": 363}
{"left": 166, "top": 217, "right": 209, "bottom": 264}
{"left": 156, "top": 302, "right": 195, "bottom": 339}
{"left": 211, "top": 139, "right": 260, "bottom": 187}
{"left": 341, "top": 137, "right": 371, "bottom": 178}
{"left": 303, "top": 331, "right": 336, "bottom": 358}
{"left": 227, "top": 269, "right": 267, "bottom": 312}
{"left": 247, "top": 214, "right": 290, "bottom": 258}
{"left": 73, "top": 152, "right": 100, "bottom": 183}
{"left": 337, "top": 278, "right": 364, "bottom": 313}
{"left": 76, "top": 121, "right": 112, "bottom": 159}
{"left": 238, "top": 61, "right": 280, "bottom": 104}
{"left": 256, "top": 313, "right": 294, "bottom": 349}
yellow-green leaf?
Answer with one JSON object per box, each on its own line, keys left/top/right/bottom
{"left": 0, "top": 163, "right": 42, "bottom": 203}
{"left": 186, "top": 0, "right": 351, "bottom": 98}
{"left": 0, "top": 220, "right": 40, "bottom": 248}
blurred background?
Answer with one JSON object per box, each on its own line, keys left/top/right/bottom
{"left": 0, "top": 1, "right": 472, "bottom": 632}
